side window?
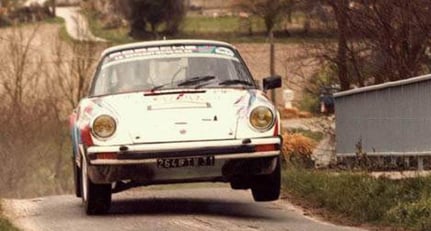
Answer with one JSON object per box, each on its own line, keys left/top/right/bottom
{"left": 93, "top": 65, "right": 119, "bottom": 95}
{"left": 233, "top": 61, "right": 250, "bottom": 81}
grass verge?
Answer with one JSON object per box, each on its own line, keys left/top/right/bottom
{"left": 55, "top": 17, "right": 74, "bottom": 44}
{"left": 282, "top": 166, "right": 431, "bottom": 231}
{"left": 84, "top": 10, "right": 136, "bottom": 44}
{"left": 0, "top": 202, "right": 19, "bottom": 231}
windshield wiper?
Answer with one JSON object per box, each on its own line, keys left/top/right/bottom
{"left": 218, "top": 79, "right": 253, "bottom": 86}
{"left": 177, "top": 75, "right": 216, "bottom": 87}
{"left": 150, "top": 83, "right": 169, "bottom": 91}
{"left": 149, "top": 75, "right": 215, "bottom": 91}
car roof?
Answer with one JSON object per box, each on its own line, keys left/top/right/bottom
{"left": 101, "top": 39, "right": 236, "bottom": 58}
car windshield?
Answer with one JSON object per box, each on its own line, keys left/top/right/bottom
{"left": 91, "top": 45, "right": 255, "bottom": 96}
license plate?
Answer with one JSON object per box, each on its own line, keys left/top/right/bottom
{"left": 157, "top": 156, "right": 215, "bottom": 169}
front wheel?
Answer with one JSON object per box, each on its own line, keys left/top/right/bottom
{"left": 251, "top": 157, "right": 281, "bottom": 202}
{"left": 81, "top": 157, "right": 112, "bottom": 215}
{"left": 73, "top": 157, "right": 82, "bottom": 198}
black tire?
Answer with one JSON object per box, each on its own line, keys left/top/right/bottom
{"left": 81, "top": 157, "right": 112, "bottom": 215}
{"left": 73, "top": 158, "right": 82, "bottom": 198}
{"left": 251, "top": 157, "right": 281, "bottom": 202}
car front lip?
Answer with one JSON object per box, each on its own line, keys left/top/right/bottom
{"left": 85, "top": 136, "right": 281, "bottom": 165}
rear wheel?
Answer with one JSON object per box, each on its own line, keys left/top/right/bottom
{"left": 81, "top": 157, "right": 112, "bottom": 215}
{"left": 251, "top": 157, "right": 281, "bottom": 202}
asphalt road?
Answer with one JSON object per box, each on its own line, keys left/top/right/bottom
{"left": 3, "top": 185, "right": 365, "bottom": 231}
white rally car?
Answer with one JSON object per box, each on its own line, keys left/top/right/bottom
{"left": 70, "top": 40, "right": 282, "bottom": 215}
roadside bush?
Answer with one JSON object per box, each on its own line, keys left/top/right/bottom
{"left": 282, "top": 132, "right": 316, "bottom": 168}
{"left": 0, "top": 14, "right": 11, "bottom": 27}
{"left": 0, "top": 102, "right": 73, "bottom": 198}
{"left": 282, "top": 167, "right": 431, "bottom": 230}
{"left": 8, "top": 5, "right": 52, "bottom": 23}
{"left": 0, "top": 203, "right": 19, "bottom": 231}
{"left": 0, "top": 217, "right": 18, "bottom": 231}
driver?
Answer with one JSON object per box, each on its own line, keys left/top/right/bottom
{"left": 114, "top": 62, "right": 147, "bottom": 93}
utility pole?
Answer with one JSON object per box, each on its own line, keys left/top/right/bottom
{"left": 269, "top": 29, "right": 276, "bottom": 105}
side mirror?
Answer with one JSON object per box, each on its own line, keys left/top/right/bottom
{"left": 263, "top": 75, "right": 282, "bottom": 91}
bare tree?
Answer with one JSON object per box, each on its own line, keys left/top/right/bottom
{"left": 326, "top": 0, "right": 350, "bottom": 90}
{"left": 351, "top": 0, "right": 431, "bottom": 83}
{"left": 48, "top": 20, "right": 104, "bottom": 110}
{"left": 0, "top": 25, "right": 42, "bottom": 119}
{"left": 0, "top": 25, "right": 48, "bottom": 196}
{"left": 0, "top": 22, "right": 103, "bottom": 197}
{"left": 321, "top": 0, "right": 431, "bottom": 90}
{"left": 44, "top": 31, "right": 105, "bottom": 194}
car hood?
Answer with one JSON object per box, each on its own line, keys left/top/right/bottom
{"left": 97, "top": 89, "right": 259, "bottom": 144}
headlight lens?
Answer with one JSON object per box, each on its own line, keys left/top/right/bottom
{"left": 250, "top": 106, "right": 274, "bottom": 131}
{"left": 92, "top": 115, "right": 116, "bottom": 138}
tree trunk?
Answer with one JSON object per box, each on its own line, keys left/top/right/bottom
{"left": 51, "top": 0, "right": 56, "bottom": 17}
{"left": 332, "top": 0, "right": 350, "bottom": 90}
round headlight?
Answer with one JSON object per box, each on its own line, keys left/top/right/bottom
{"left": 92, "top": 115, "right": 116, "bottom": 139}
{"left": 250, "top": 106, "right": 274, "bottom": 131}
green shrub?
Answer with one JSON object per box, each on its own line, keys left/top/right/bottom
{"left": 0, "top": 218, "right": 18, "bottom": 231}
{"left": 299, "top": 64, "right": 338, "bottom": 114}
{"left": 0, "top": 15, "right": 12, "bottom": 27}
{"left": 385, "top": 178, "right": 431, "bottom": 231}
{"left": 298, "top": 94, "right": 320, "bottom": 114}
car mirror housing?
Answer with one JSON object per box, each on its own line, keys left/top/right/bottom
{"left": 263, "top": 75, "right": 282, "bottom": 91}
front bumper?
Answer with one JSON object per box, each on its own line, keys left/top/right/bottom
{"left": 83, "top": 137, "right": 281, "bottom": 184}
